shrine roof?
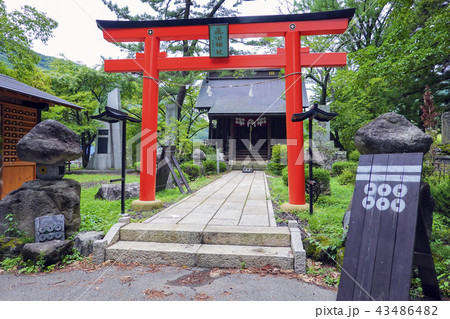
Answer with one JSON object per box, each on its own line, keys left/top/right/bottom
{"left": 97, "top": 8, "right": 354, "bottom": 30}
{"left": 195, "top": 72, "right": 309, "bottom": 117}
{"left": 0, "top": 74, "right": 83, "bottom": 110}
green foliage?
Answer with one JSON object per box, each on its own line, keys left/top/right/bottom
{"left": 332, "top": 161, "right": 358, "bottom": 176}
{"left": 431, "top": 180, "right": 450, "bottom": 218}
{"left": 61, "top": 248, "right": 84, "bottom": 265}
{"left": 267, "top": 144, "right": 287, "bottom": 176}
{"left": 0, "top": 256, "right": 21, "bottom": 270}
{"left": 180, "top": 162, "right": 201, "bottom": 181}
{"left": 44, "top": 59, "right": 142, "bottom": 167}
{"left": 348, "top": 150, "right": 360, "bottom": 162}
{"left": 332, "top": 161, "right": 358, "bottom": 186}
{"left": 0, "top": 0, "right": 57, "bottom": 81}
{"left": 422, "top": 163, "right": 436, "bottom": 182}
{"left": 203, "top": 160, "right": 216, "bottom": 175}
{"left": 218, "top": 162, "right": 227, "bottom": 173}
{"left": 337, "top": 168, "right": 357, "bottom": 186}
{"left": 77, "top": 173, "right": 222, "bottom": 230}
{"left": 202, "top": 160, "right": 226, "bottom": 175}
{"left": 0, "top": 248, "right": 84, "bottom": 274}
{"left": 3, "top": 214, "right": 25, "bottom": 238}
{"left": 439, "top": 144, "right": 450, "bottom": 155}
{"left": 177, "top": 137, "right": 194, "bottom": 163}
{"left": 330, "top": 0, "right": 449, "bottom": 152}
{"left": 305, "top": 165, "right": 331, "bottom": 202}
{"left": 68, "top": 173, "right": 140, "bottom": 184}
{"left": 282, "top": 166, "right": 289, "bottom": 186}
{"left": 199, "top": 145, "right": 216, "bottom": 155}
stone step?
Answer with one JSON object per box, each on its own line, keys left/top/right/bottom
{"left": 120, "top": 224, "right": 291, "bottom": 247}
{"left": 106, "top": 241, "right": 293, "bottom": 270}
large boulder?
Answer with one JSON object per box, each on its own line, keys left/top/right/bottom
{"left": 95, "top": 182, "right": 140, "bottom": 201}
{"left": 355, "top": 112, "right": 433, "bottom": 155}
{"left": 17, "top": 119, "right": 82, "bottom": 164}
{"left": 22, "top": 240, "right": 73, "bottom": 267}
{"left": 0, "top": 179, "right": 81, "bottom": 238}
{"left": 192, "top": 148, "right": 206, "bottom": 166}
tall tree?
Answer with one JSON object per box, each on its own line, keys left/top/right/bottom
{"left": 44, "top": 59, "right": 142, "bottom": 167}
{"left": 101, "top": 1, "right": 244, "bottom": 157}
{"left": 329, "top": 0, "right": 449, "bottom": 151}
{"left": 284, "top": 0, "right": 392, "bottom": 105}
{"left": 102, "top": 1, "right": 240, "bottom": 113}
{"left": 0, "top": 0, "right": 57, "bottom": 85}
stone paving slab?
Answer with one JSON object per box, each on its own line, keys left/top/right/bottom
{"left": 196, "top": 244, "right": 293, "bottom": 269}
{"left": 120, "top": 223, "right": 204, "bottom": 244}
{"left": 106, "top": 241, "right": 201, "bottom": 266}
{"left": 239, "top": 215, "right": 270, "bottom": 227}
{"left": 203, "top": 226, "right": 291, "bottom": 247}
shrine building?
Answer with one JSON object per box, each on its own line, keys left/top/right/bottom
{"left": 195, "top": 69, "right": 309, "bottom": 167}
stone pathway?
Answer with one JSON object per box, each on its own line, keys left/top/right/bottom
{"left": 145, "top": 170, "right": 276, "bottom": 227}
{"left": 103, "top": 170, "right": 306, "bottom": 272}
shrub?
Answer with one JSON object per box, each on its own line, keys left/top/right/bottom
{"left": 267, "top": 144, "right": 287, "bottom": 176}
{"left": 337, "top": 167, "right": 357, "bottom": 185}
{"left": 439, "top": 144, "right": 450, "bottom": 154}
{"left": 431, "top": 180, "right": 450, "bottom": 218}
{"left": 180, "top": 162, "right": 201, "bottom": 181}
{"left": 348, "top": 150, "right": 360, "bottom": 162}
{"left": 178, "top": 138, "right": 193, "bottom": 163}
{"left": 332, "top": 161, "right": 358, "bottom": 176}
{"left": 422, "top": 163, "right": 435, "bottom": 181}
{"left": 219, "top": 161, "right": 227, "bottom": 173}
{"left": 305, "top": 165, "right": 331, "bottom": 202}
{"left": 282, "top": 166, "right": 289, "bottom": 186}
{"left": 203, "top": 160, "right": 227, "bottom": 175}
{"left": 203, "top": 160, "right": 216, "bottom": 175}
{"left": 200, "top": 145, "right": 216, "bottom": 155}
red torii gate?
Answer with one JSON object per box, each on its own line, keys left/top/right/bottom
{"left": 97, "top": 9, "right": 355, "bottom": 210}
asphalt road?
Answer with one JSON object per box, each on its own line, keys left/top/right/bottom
{"left": 0, "top": 263, "right": 336, "bottom": 301}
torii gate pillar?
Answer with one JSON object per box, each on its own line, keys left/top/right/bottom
{"left": 140, "top": 36, "right": 160, "bottom": 202}
{"left": 285, "top": 31, "right": 305, "bottom": 206}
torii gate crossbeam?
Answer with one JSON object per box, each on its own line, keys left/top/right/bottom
{"left": 97, "top": 9, "right": 355, "bottom": 210}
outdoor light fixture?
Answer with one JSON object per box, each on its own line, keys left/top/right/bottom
{"left": 91, "top": 107, "right": 141, "bottom": 215}
{"left": 292, "top": 103, "right": 338, "bottom": 214}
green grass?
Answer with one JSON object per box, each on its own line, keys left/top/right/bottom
{"left": 67, "top": 173, "right": 140, "bottom": 184}
{"left": 77, "top": 173, "right": 223, "bottom": 234}
{"left": 269, "top": 176, "right": 353, "bottom": 249}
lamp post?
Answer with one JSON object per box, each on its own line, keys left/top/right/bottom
{"left": 292, "top": 103, "right": 338, "bottom": 215}
{"left": 91, "top": 107, "right": 141, "bottom": 215}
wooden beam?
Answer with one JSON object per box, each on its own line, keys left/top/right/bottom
{"left": 102, "top": 18, "right": 350, "bottom": 42}
{"left": 104, "top": 52, "right": 347, "bottom": 73}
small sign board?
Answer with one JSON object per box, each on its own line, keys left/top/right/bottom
{"left": 337, "top": 153, "right": 440, "bottom": 301}
{"left": 209, "top": 24, "right": 229, "bottom": 58}
{"left": 35, "top": 215, "right": 65, "bottom": 242}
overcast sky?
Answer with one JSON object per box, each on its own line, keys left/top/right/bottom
{"left": 4, "top": 0, "right": 284, "bottom": 68}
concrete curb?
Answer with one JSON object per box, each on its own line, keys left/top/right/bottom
{"left": 263, "top": 172, "right": 277, "bottom": 227}
{"left": 92, "top": 217, "right": 129, "bottom": 264}
{"left": 289, "top": 220, "right": 306, "bottom": 273}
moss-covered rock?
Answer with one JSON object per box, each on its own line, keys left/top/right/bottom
{"left": 335, "top": 247, "right": 345, "bottom": 271}
{"left": 0, "top": 237, "right": 25, "bottom": 261}
{"left": 302, "top": 235, "right": 334, "bottom": 264}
